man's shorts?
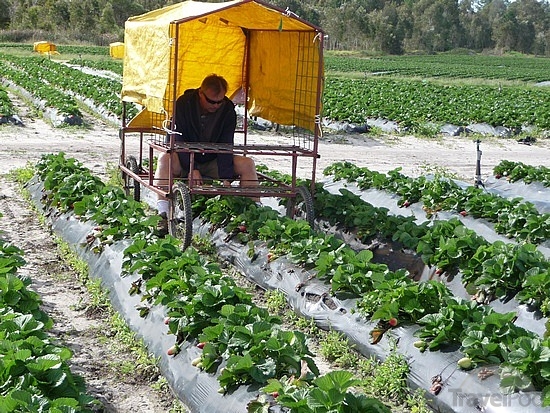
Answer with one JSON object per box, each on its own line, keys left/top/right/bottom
{"left": 195, "top": 159, "right": 219, "bottom": 179}
{"left": 178, "top": 157, "right": 219, "bottom": 180}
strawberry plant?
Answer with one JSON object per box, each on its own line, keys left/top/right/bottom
{"left": 416, "top": 218, "right": 487, "bottom": 273}
{"left": 73, "top": 186, "right": 158, "bottom": 245}
{"left": 0, "top": 239, "right": 26, "bottom": 275}
{"left": 462, "top": 241, "right": 549, "bottom": 303}
{"left": 197, "top": 304, "right": 283, "bottom": 371}
{"left": 256, "top": 370, "right": 391, "bottom": 412}
{"left": 356, "top": 278, "right": 452, "bottom": 324}
{"left": 0, "top": 85, "right": 15, "bottom": 117}
{"left": 217, "top": 326, "right": 318, "bottom": 391}
{"left": 0, "top": 236, "right": 98, "bottom": 412}
{"left": 500, "top": 336, "right": 550, "bottom": 396}
{"left": 461, "top": 311, "right": 530, "bottom": 364}
{"left": 167, "top": 278, "right": 254, "bottom": 340}
{"left": 517, "top": 267, "right": 550, "bottom": 315}
{"left": 35, "top": 152, "right": 90, "bottom": 188}
{"left": 494, "top": 160, "right": 550, "bottom": 187}
{"left": 289, "top": 234, "right": 344, "bottom": 268}
{"left": 414, "top": 297, "right": 494, "bottom": 351}
{"left": 323, "top": 249, "right": 400, "bottom": 296}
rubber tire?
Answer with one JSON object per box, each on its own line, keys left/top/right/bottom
{"left": 123, "top": 155, "right": 141, "bottom": 201}
{"left": 286, "top": 185, "right": 315, "bottom": 228}
{"left": 170, "top": 182, "right": 193, "bottom": 250}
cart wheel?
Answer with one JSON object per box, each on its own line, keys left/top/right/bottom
{"left": 170, "top": 182, "right": 192, "bottom": 250}
{"left": 123, "top": 155, "right": 141, "bottom": 201}
{"left": 286, "top": 185, "right": 315, "bottom": 228}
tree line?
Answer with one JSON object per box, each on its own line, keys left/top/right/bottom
{"left": 1, "top": 0, "right": 549, "bottom": 56}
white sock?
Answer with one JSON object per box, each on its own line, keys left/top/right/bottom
{"left": 157, "top": 200, "right": 169, "bottom": 215}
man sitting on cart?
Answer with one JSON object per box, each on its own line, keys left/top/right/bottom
{"left": 154, "top": 74, "right": 258, "bottom": 234}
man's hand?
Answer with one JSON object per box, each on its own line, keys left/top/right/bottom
{"left": 190, "top": 169, "right": 203, "bottom": 186}
{"left": 222, "top": 180, "right": 231, "bottom": 188}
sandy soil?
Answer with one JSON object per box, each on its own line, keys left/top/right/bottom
{"left": 1, "top": 89, "right": 550, "bottom": 412}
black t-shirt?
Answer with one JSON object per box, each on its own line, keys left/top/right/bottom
{"left": 173, "top": 88, "right": 237, "bottom": 179}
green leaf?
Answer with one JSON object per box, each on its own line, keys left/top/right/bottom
{"left": 500, "top": 365, "right": 532, "bottom": 394}
{"left": 26, "top": 354, "right": 62, "bottom": 374}
{"left": 542, "top": 385, "right": 550, "bottom": 407}
{"left": 313, "top": 370, "right": 360, "bottom": 393}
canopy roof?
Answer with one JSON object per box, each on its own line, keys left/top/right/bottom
{"left": 121, "top": 0, "right": 324, "bottom": 132}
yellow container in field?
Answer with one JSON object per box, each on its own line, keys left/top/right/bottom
{"left": 109, "top": 42, "right": 125, "bottom": 59}
{"left": 33, "top": 41, "right": 59, "bottom": 55}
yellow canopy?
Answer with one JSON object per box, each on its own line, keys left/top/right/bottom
{"left": 121, "top": 0, "right": 324, "bottom": 132}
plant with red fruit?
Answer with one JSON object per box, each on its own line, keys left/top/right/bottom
{"left": 167, "top": 344, "right": 180, "bottom": 356}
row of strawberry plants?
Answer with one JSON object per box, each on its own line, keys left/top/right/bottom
{"left": 355, "top": 268, "right": 550, "bottom": 397}
{"left": 0, "top": 43, "right": 111, "bottom": 56}
{"left": 54, "top": 45, "right": 109, "bottom": 56}
{"left": 325, "top": 54, "right": 550, "bottom": 83}
{"left": 2, "top": 54, "right": 134, "bottom": 119}
{"left": 211, "top": 170, "right": 550, "bottom": 323}
{"left": 324, "top": 161, "right": 550, "bottom": 244}
{"left": 0, "top": 55, "right": 82, "bottom": 117}
{"left": 309, "top": 173, "right": 550, "bottom": 315}
{"left": 255, "top": 166, "right": 548, "bottom": 309}
{"left": 20, "top": 44, "right": 549, "bottom": 82}
{"left": 32, "top": 152, "right": 391, "bottom": 413}
{"left": 0, "top": 231, "right": 97, "bottom": 411}
{"left": 4, "top": 48, "right": 549, "bottom": 132}
{"left": 176, "top": 174, "right": 550, "bottom": 406}
{"left": 494, "top": 160, "right": 550, "bottom": 188}
{"left": 323, "top": 76, "right": 550, "bottom": 129}
{"left": 194, "top": 169, "right": 550, "bottom": 405}
{"left": 0, "top": 84, "right": 15, "bottom": 117}
{"left": 0, "top": 43, "right": 110, "bottom": 56}
{"left": 307, "top": 179, "right": 550, "bottom": 400}
{"left": 67, "top": 58, "right": 123, "bottom": 76}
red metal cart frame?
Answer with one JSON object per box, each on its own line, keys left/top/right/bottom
{"left": 119, "top": 0, "right": 324, "bottom": 249}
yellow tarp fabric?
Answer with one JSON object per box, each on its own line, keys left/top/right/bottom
{"left": 109, "top": 42, "right": 125, "bottom": 59}
{"left": 121, "top": 0, "right": 323, "bottom": 132}
{"left": 33, "top": 41, "right": 59, "bottom": 55}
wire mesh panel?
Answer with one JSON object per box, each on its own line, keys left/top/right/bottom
{"left": 292, "top": 31, "right": 322, "bottom": 152}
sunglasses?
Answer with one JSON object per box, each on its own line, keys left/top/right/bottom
{"left": 201, "top": 90, "right": 225, "bottom": 105}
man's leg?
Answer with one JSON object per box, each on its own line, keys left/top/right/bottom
{"left": 154, "top": 152, "right": 182, "bottom": 215}
{"left": 233, "top": 155, "right": 258, "bottom": 187}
